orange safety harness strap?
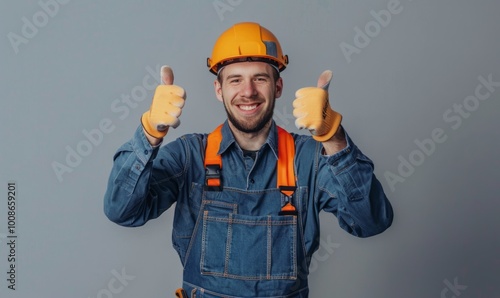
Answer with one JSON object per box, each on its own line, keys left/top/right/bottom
{"left": 204, "top": 124, "right": 224, "bottom": 189}
{"left": 276, "top": 126, "right": 296, "bottom": 196}
{"left": 204, "top": 124, "right": 297, "bottom": 214}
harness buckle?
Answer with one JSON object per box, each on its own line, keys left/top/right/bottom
{"left": 279, "top": 186, "right": 298, "bottom": 216}
{"left": 205, "top": 164, "right": 222, "bottom": 191}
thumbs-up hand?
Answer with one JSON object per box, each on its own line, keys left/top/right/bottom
{"left": 293, "top": 70, "right": 342, "bottom": 142}
{"left": 141, "top": 66, "right": 186, "bottom": 139}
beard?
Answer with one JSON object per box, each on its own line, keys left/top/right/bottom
{"left": 222, "top": 95, "right": 276, "bottom": 134}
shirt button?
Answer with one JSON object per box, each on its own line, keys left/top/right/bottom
{"left": 144, "top": 150, "right": 149, "bottom": 155}
{"left": 250, "top": 178, "right": 255, "bottom": 184}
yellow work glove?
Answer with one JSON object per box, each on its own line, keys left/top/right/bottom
{"left": 141, "top": 66, "right": 186, "bottom": 139}
{"left": 293, "top": 70, "right": 342, "bottom": 142}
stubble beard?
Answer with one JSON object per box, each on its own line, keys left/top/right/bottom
{"left": 223, "top": 95, "right": 276, "bottom": 134}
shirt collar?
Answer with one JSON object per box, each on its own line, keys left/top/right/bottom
{"left": 218, "top": 120, "right": 279, "bottom": 160}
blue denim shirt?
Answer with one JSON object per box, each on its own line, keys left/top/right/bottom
{"left": 104, "top": 121, "right": 393, "bottom": 297}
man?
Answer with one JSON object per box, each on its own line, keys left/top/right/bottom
{"left": 104, "top": 22, "right": 393, "bottom": 297}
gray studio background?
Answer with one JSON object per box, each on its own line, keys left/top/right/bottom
{"left": 1, "top": 0, "right": 499, "bottom": 297}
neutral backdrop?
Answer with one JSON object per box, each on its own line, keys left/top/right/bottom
{"left": 1, "top": 1, "right": 499, "bottom": 297}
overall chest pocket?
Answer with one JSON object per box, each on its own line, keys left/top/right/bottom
{"left": 200, "top": 207, "right": 297, "bottom": 280}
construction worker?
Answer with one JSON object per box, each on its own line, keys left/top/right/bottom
{"left": 104, "top": 22, "right": 393, "bottom": 297}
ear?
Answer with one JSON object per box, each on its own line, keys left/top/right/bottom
{"left": 274, "top": 77, "right": 283, "bottom": 99}
{"left": 214, "top": 79, "right": 223, "bottom": 102}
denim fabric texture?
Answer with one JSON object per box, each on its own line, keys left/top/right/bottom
{"left": 104, "top": 120, "right": 393, "bottom": 297}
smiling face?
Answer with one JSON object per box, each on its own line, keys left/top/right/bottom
{"left": 214, "top": 61, "right": 283, "bottom": 134}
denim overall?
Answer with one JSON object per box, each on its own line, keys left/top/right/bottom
{"left": 177, "top": 125, "right": 309, "bottom": 297}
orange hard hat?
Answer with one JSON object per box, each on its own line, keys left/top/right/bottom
{"left": 207, "top": 22, "right": 289, "bottom": 75}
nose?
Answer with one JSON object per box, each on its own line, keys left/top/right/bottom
{"left": 240, "top": 79, "right": 258, "bottom": 98}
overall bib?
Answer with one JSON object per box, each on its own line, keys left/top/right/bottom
{"left": 177, "top": 125, "right": 309, "bottom": 298}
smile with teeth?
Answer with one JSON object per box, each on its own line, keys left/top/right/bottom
{"left": 238, "top": 104, "right": 259, "bottom": 111}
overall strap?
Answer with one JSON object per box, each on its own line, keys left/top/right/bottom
{"left": 204, "top": 124, "right": 296, "bottom": 197}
